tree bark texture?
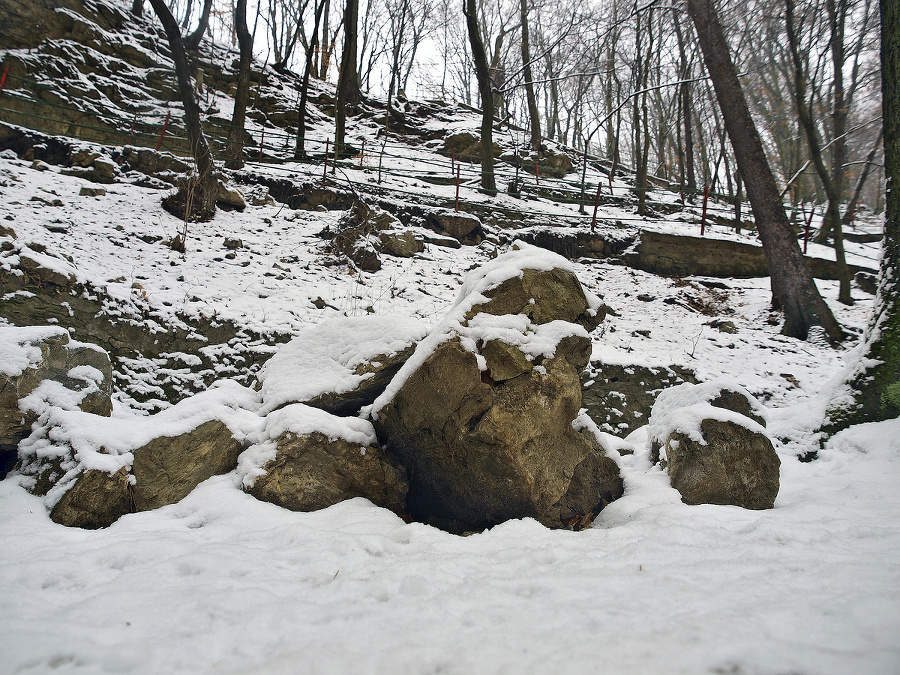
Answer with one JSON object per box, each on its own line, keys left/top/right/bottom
{"left": 335, "top": 0, "right": 361, "bottom": 157}
{"left": 520, "top": 0, "right": 541, "bottom": 151}
{"left": 148, "top": 0, "right": 217, "bottom": 220}
{"left": 827, "top": 0, "right": 900, "bottom": 428}
{"left": 464, "top": 0, "right": 497, "bottom": 195}
{"left": 183, "top": 0, "right": 213, "bottom": 51}
{"left": 225, "top": 0, "right": 253, "bottom": 169}
{"left": 686, "top": 0, "right": 842, "bottom": 342}
{"left": 295, "top": 0, "right": 326, "bottom": 158}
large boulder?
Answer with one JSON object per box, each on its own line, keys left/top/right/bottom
{"left": 257, "top": 315, "right": 428, "bottom": 417}
{"left": 373, "top": 243, "right": 621, "bottom": 531}
{"left": 1, "top": 325, "right": 112, "bottom": 478}
{"left": 17, "top": 381, "right": 260, "bottom": 528}
{"left": 425, "top": 209, "right": 483, "bottom": 244}
{"left": 131, "top": 419, "right": 243, "bottom": 511}
{"left": 649, "top": 381, "right": 780, "bottom": 509}
{"left": 239, "top": 404, "right": 407, "bottom": 514}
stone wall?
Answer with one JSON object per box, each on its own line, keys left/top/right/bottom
{"left": 627, "top": 229, "right": 876, "bottom": 280}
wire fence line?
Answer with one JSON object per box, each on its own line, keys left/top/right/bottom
{"left": 0, "top": 70, "right": 882, "bottom": 260}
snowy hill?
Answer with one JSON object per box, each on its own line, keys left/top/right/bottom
{"left": 1, "top": 0, "right": 899, "bottom": 672}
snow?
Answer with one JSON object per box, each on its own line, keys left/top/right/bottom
{"left": 257, "top": 315, "right": 428, "bottom": 415}
{"left": 647, "top": 380, "right": 770, "bottom": 451}
{"left": 237, "top": 403, "right": 379, "bottom": 488}
{"left": 0, "top": 26, "right": 898, "bottom": 669}
{"left": 0, "top": 324, "right": 68, "bottom": 376}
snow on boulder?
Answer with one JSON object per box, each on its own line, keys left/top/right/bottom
{"left": 0, "top": 325, "right": 112, "bottom": 478}
{"left": 257, "top": 315, "right": 428, "bottom": 416}
{"left": 648, "top": 380, "right": 780, "bottom": 510}
{"left": 16, "top": 380, "right": 262, "bottom": 528}
{"left": 238, "top": 404, "right": 408, "bottom": 515}
{"left": 372, "top": 243, "right": 622, "bottom": 531}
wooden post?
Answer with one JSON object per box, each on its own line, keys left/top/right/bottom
{"left": 258, "top": 130, "right": 265, "bottom": 161}
{"left": 323, "top": 138, "right": 329, "bottom": 180}
{"left": 700, "top": 184, "right": 710, "bottom": 236}
{"left": 803, "top": 202, "right": 815, "bottom": 254}
{"left": 156, "top": 111, "right": 171, "bottom": 151}
{"left": 360, "top": 139, "right": 366, "bottom": 168}
{"left": 535, "top": 161, "right": 540, "bottom": 185}
{"left": 455, "top": 164, "right": 461, "bottom": 212}
{"left": 591, "top": 181, "right": 602, "bottom": 232}
{"left": 451, "top": 150, "right": 455, "bottom": 175}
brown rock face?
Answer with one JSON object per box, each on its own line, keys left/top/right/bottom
{"left": 663, "top": 420, "right": 781, "bottom": 510}
{"left": 245, "top": 431, "right": 408, "bottom": 514}
{"left": 375, "top": 333, "right": 622, "bottom": 532}
{"left": 131, "top": 420, "right": 242, "bottom": 511}
{"left": 650, "top": 382, "right": 779, "bottom": 509}
{"left": 1, "top": 328, "right": 112, "bottom": 478}
{"left": 466, "top": 267, "right": 606, "bottom": 332}
{"left": 49, "top": 467, "right": 132, "bottom": 529}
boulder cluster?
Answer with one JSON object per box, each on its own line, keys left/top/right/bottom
{"left": 2, "top": 244, "right": 782, "bottom": 532}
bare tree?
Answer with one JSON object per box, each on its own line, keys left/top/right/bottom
{"left": 225, "top": 0, "right": 252, "bottom": 168}
{"left": 686, "top": 0, "right": 843, "bottom": 342}
{"left": 149, "top": 0, "right": 218, "bottom": 219}
{"left": 464, "top": 0, "right": 498, "bottom": 194}
{"left": 333, "top": 0, "right": 362, "bottom": 157}
{"left": 183, "top": 0, "right": 213, "bottom": 50}
{"left": 825, "top": 0, "right": 899, "bottom": 429}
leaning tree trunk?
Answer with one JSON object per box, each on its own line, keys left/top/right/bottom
{"left": 225, "top": 0, "right": 253, "bottom": 169}
{"left": 132, "top": 0, "right": 143, "bottom": 18}
{"left": 686, "top": 0, "right": 843, "bottom": 342}
{"left": 334, "top": 0, "right": 361, "bottom": 158}
{"left": 148, "top": 0, "right": 217, "bottom": 220}
{"left": 463, "top": 0, "right": 497, "bottom": 195}
{"left": 826, "top": 0, "right": 900, "bottom": 429}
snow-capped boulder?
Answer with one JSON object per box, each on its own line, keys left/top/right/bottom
{"left": 425, "top": 209, "right": 483, "bottom": 244}
{"left": 372, "top": 243, "right": 622, "bottom": 531}
{"left": 1, "top": 325, "right": 112, "bottom": 478}
{"left": 649, "top": 381, "right": 780, "bottom": 510}
{"left": 18, "top": 381, "right": 260, "bottom": 528}
{"left": 257, "top": 315, "right": 428, "bottom": 417}
{"left": 239, "top": 404, "right": 407, "bottom": 514}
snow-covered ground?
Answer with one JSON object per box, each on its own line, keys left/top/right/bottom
{"left": 1, "top": 146, "right": 899, "bottom": 674}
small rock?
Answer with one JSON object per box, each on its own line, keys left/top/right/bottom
{"left": 31, "top": 160, "right": 50, "bottom": 171}
{"left": 79, "top": 186, "right": 107, "bottom": 197}
{"left": 223, "top": 237, "right": 243, "bottom": 250}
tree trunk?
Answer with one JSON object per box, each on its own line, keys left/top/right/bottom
{"left": 183, "top": 0, "right": 213, "bottom": 51}
{"left": 225, "top": 0, "right": 253, "bottom": 169}
{"left": 296, "top": 0, "right": 326, "bottom": 159}
{"left": 843, "top": 128, "right": 885, "bottom": 227}
{"left": 785, "top": 0, "right": 853, "bottom": 304}
{"left": 132, "top": 0, "right": 143, "bottom": 18}
{"left": 825, "top": 0, "right": 900, "bottom": 429}
{"left": 687, "top": 0, "right": 843, "bottom": 342}
{"left": 335, "top": 0, "right": 361, "bottom": 157}
{"left": 520, "top": 0, "right": 541, "bottom": 151}
{"left": 148, "top": 0, "right": 217, "bottom": 220}
{"left": 463, "top": 0, "right": 497, "bottom": 195}
{"left": 673, "top": 8, "right": 697, "bottom": 196}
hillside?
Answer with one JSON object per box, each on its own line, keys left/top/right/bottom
{"left": 1, "top": 1, "right": 899, "bottom": 673}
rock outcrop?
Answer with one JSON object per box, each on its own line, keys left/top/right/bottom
{"left": 373, "top": 243, "right": 621, "bottom": 531}
{"left": 1, "top": 325, "right": 112, "bottom": 478}
{"left": 649, "top": 381, "right": 780, "bottom": 510}
{"left": 240, "top": 404, "right": 407, "bottom": 514}
{"left": 17, "top": 381, "right": 259, "bottom": 528}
